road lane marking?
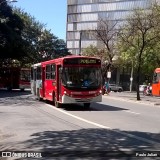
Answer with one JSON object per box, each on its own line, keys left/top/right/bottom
{"left": 124, "top": 110, "right": 140, "bottom": 115}
{"left": 45, "top": 103, "right": 160, "bottom": 145}
{"left": 45, "top": 104, "right": 111, "bottom": 129}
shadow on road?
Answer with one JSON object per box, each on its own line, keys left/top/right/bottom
{"left": 0, "top": 90, "right": 35, "bottom": 106}
{"left": 46, "top": 102, "right": 129, "bottom": 112}
{"left": 0, "top": 92, "right": 128, "bottom": 111}
{"left": 2, "top": 128, "right": 159, "bottom": 159}
{"left": 0, "top": 91, "right": 160, "bottom": 159}
{"left": 0, "top": 89, "right": 31, "bottom": 98}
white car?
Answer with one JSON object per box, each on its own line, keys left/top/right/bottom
{"left": 139, "top": 85, "right": 147, "bottom": 92}
{"left": 109, "top": 84, "right": 123, "bottom": 92}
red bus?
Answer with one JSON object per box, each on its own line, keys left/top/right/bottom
{"left": 31, "top": 56, "right": 102, "bottom": 108}
{"left": 152, "top": 68, "right": 160, "bottom": 96}
{"left": 0, "top": 67, "right": 30, "bottom": 91}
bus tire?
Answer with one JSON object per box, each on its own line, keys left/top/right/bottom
{"left": 55, "top": 101, "right": 61, "bottom": 108}
{"left": 84, "top": 103, "right": 90, "bottom": 109}
{"left": 55, "top": 100, "right": 61, "bottom": 108}
{"left": 7, "top": 86, "right": 12, "bottom": 91}
{"left": 54, "top": 95, "right": 61, "bottom": 108}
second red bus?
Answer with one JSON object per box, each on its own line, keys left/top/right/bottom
{"left": 0, "top": 67, "right": 30, "bottom": 91}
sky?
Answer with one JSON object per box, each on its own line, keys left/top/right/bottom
{"left": 12, "top": 0, "right": 67, "bottom": 40}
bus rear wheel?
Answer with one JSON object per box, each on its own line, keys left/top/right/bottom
{"left": 84, "top": 103, "right": 90, "bottom": 109}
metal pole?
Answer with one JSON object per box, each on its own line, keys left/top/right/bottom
{"left": 130, "top": 61, "right": 134, "bottom": 92}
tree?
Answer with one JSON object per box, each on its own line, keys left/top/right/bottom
{"left": 0, "top": 5, "right": 70, "bottom": 67}
{"left": 13, "top": 8, "right": 70, "bottom": 65}
{"left": 118, "top": 4, "right": 160, "bottom": 100}
{"left": 82, "top": 45, "right": 110, "bottom": 81}
{"left": 0, "top": 0, "right": 26, "bottom": 61}
{"left": 94, "top": 18, "right": 119, "bottom": 65}
{"left": 87, "top": 18, "right": 120, "bottom": 81}
{"left": 82, "top": 45, "right": 107, "bottom": 61}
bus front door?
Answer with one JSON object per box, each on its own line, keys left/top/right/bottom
{"left": 33, "top": 68, "right": 36, "bottom": 95}
{"left": 56, "top": 65, "right": 62, "bottom": 102}
{"left": 42, "top": 67, "right": 45, "bottom": 98}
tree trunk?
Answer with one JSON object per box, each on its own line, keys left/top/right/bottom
{"left": 136, "top": 63, "right": 141, "bottom": 101}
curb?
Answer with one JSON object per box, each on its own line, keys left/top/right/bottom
{"left": 103, "top": 95, "right": 160, "bottom": 106}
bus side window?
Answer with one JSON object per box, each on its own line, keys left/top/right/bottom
{"left": 46, "top": 65, "right": 51, "bottom": 79}
{"left": 51, "top": 64, "right": 56, "bottom": 79}
{"left": 158, "top": 73, "right": 160, "bottom": 82}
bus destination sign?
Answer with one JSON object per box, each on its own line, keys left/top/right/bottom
{"left": 64, "top": 58, "right": 101, "bottom": 65}
{"left": 80, "top": 59, "right": 96, "bottom": 64}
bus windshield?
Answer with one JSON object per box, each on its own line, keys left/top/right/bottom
{"left": 153, "top": 72, "right": 160, "bottom": 83}
{"left": 62, "top": 67, "right": 101, "bottom": 90}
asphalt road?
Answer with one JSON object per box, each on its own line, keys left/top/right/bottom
{"left": 0, "top": 90, "right": 160, "bottom": 160}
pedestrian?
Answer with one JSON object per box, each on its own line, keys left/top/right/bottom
{"left": 144, "top": 83, "right": 152, "bottom": 96}
{"left": 147, "top": 83, "right": 152, "bottom": 94}
{"left": 103, "top": 81, "right": 110, "bottom": 95}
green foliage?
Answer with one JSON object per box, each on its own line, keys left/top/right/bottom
{"left": 82, "top": 45, "right": 109, "bottom": 64}
{"left": 14, "top": 8, "right": 70, "bottom": 64}
{"left": 82, "top": 45, "right": 114, "bottom": 80}
{"left": 118, "top": 4, "right": 160, "bottom": 72}
{"left": 0, "top": 3, "right": 69, "bottom": 67}
{"left": 0, "top": 0, "right": 26, "bottom": 60}
{"left": 118, "top": 4, "right": 160, "bottom": 99}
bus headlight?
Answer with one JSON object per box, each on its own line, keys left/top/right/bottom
{"left": 64, "top": 91, "right": 70, "bottom": 96}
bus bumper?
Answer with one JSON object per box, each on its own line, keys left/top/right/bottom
{"left": 19, "top": 85, "right": 30, "bottom": 89}
{"left": 62, "top": 94, "right": 102, "bottom": 104}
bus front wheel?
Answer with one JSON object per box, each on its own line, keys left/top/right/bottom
{"left": 84, "top": 103, "right": 90, "bottom": 109}
{"left": 54, "top": 96, "right": 61, "bottom": 108}
{"left": 55, "top": 102, "right": 61, "bottom": 108}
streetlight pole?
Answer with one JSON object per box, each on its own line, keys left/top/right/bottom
{"left": 0, "top": 0, "right": 17, "bottom": 5}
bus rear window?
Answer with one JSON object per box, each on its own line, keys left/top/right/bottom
{"left": 20, "top": 70, "right": 30, "bottom": 82}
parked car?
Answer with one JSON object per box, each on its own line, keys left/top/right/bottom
{"left": 139, "top": 85, "right": 147, "bottom": 92}
{"left": 109, "top": 84, "right": 123, "bottom": 92}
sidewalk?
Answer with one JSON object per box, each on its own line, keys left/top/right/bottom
{"left": 103, "top": 91, "right": 160, "bottom": 106}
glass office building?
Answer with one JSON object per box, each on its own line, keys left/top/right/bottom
{"left": 66, "top": 0, "right": 160, "bottom": 55}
